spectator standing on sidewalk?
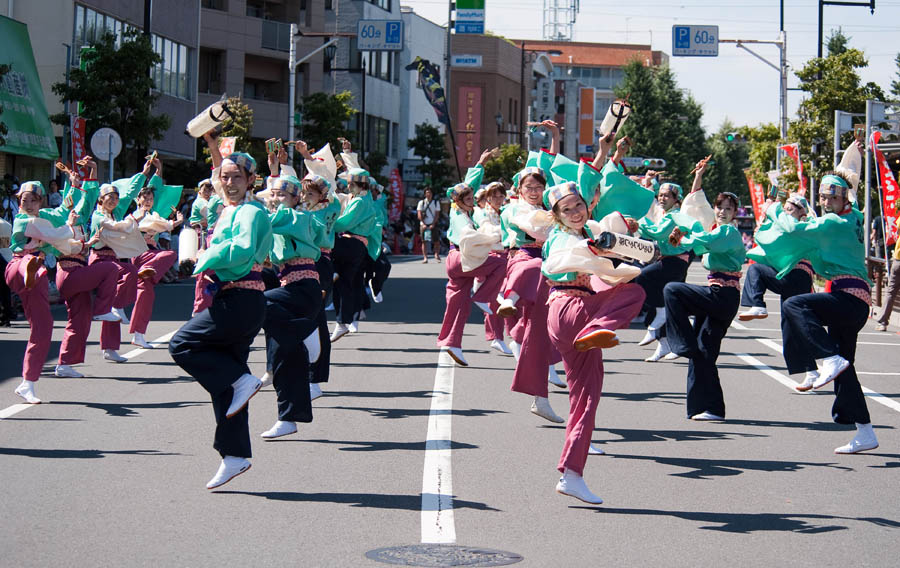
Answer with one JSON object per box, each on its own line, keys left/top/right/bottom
{"left": 417, "top": 186, "right": 442, "bottom": 263}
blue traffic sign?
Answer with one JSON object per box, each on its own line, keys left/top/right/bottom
{"left": 672, "top": 25, "right": 719, "bottom": 57}
{"left": 357, "top": 20, "right": 404, "bottom": 51}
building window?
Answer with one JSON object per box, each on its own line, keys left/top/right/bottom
{"left": 391, "top": 122, "right": 399, "bottom": 158}
{"left": 201, "top": 0, "right": 226, "bottom": 10}
{"left": 368, "top": 116, "right": 389, "bottom": 155}
{"left": 243, "top": 79, "right": 283, "bottom": 103}
{"left": 152, "top": 34, "right": 193, "bottom": 100}
{"left": 365, "top": 50, "right": 395, "bottom": 83}
{"left": 367, "top": 0, "right": 391, "bottom": 10}
{"left": 199, "top": 49, "right": 223, "bottom": 94}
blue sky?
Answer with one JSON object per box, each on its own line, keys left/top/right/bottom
{"left": 402, "top": 0, "right": 900, "bottom": 133}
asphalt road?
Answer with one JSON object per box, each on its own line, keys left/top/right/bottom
{"left": 1, "top": 257, "right": 899, "bottom": 567}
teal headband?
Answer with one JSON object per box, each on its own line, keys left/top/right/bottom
{"left": 543, "top": 181, "right": 579, "bottom": 209}
{"left": 225, "top": 152, "right": 257, "bottom": 176}
{"left": 659, "top": 182, "right": 683, "bottom": 200}
{"left": 447, "top": 183, "right": 471, "bottom": 201}
{"left": 271, "top": 175, "right": 302, "bottom": 197}
{"left": 819, "top": 174, "right": 849, "bottom": 198}
{"left": 16, "top": 181, "right": 44, "bottom": 198}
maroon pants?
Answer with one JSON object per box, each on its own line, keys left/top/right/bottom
{"left": 56, "top": 260, "right": 118, "bottom": 365}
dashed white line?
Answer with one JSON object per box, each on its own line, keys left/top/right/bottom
{"left": 421, "top": 350, "right": 456, "bottom": 544}
{"left": 730, "top": 321, "right": 900, "bottom": 415}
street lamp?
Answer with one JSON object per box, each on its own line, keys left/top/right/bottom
{"left": 288, "top": 23, "right": 339, "bottom": 159}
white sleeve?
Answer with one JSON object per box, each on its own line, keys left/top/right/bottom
{"left": 544, "top": 236, "right": 641, "bottom": 285}
{"left": 681, "top": 190, "right": 716, "bottom": 232}
{"left": 510, "top": 208, "right": 554, "bottom": 242}
{"left": 24, "top": 218, "right": 75, "bottom": 242}
{"left": 457, "top": 224, "right": 499, "bottom": 272}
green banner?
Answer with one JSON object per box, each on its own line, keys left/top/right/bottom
{"left": 0, "top": 15, "right": 59, "bottom": 160}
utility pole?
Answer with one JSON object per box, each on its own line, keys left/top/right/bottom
{"left": 817, "top": 0, "right": 875, "bottom": 58}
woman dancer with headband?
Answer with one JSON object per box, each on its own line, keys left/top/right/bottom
{"left": 742, "top": 193, "right": 820, "bottom": 390}
{"left": 6, "top": 181, "right": 91, "bottom": 403}
{"left": 663, "top": 168, "right": 745, "bottom": 421}
{"left": 89, "top": 157, "right": 160, "bottom": 363}
{"left": 499, "top": 123, "right": 564, "bottom": 423}
{"left": 765, "top": 148, "right": 879, "bottom": 454}
{"left": 129, "top": 172, "right": 184, "bottom": 349}
{"left": 54, "top": 160, "right": 120, "bottom": 379}
{"left": 436, "top": 149, "right": 506, "bottom": 366}
{"left": 542, "top": 181, "right": 646, "bottom": 504}
{"left": 258, "top": 166, "right": 325, "bottom": 440}
{"left": 169, "top": 132, "right": 273, "bottom": 489}
{"left": 636, "top": 168, "right": 704, "bottom": 362}
{"left": 330, "top": 168, "right": 377, "bottom": 342}
{"left": 473, "top": 181, "right": 513, "bottom": 356}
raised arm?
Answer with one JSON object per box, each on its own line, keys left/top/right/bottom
{"left": 204, "top": 130, "right": 223, "bottom": 169}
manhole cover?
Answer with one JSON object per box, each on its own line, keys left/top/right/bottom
{"left": 365, "top": 544, "right": 523, "bottom": 567}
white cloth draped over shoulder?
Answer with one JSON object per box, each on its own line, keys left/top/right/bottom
{"left": 586, "top": 211, "right": 630, "bottom": 236}
{"left": 509, "top": 202, "right": 555, "bottom": 242}
{"left": 544, "top": 229, "right": 641, "bottom": 286}
{"left": 680, "top": 190, "right": 716, "bottom": 232}
{"left": 455, "top": 212, "right": 502, "bottom": 272}
{"left": 138, "top": 211, "right": 175, "bottom": 237}
{"left": 23, "top": 217, "right": 84, "bottom": 256}
{"left": 96, "top": 214, "right": 148, "bottom": 258}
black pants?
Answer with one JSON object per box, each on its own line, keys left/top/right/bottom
{"left": 332, "top": 236, "right": 367, "bottom": 325}
{"left": 740, "top": 263, "right": 812, "bottom": 308}
{"left": 263, "top": 279, "right": 322, "bottom": 423}
{"left": 261, "top": 266, "right": 281, "bottom": 291}
{"left": 635, "top": 256, "right": 690, "bottom": 308}
{"left": 781, "top": 292, "right": 871, "bottom": 425}
{"left": 664, "top": 282, "right": 740, "bottom": 419}
{"left": 169, "top": 288, "right": 265, "bottom": 458}
{"left": 740, "top": 263, "right": 816, "bottom": 373}
{"left": 312, "top": 254, "right": 333, "bottom": 383}
{"left": 366, "top": 251, "right": 392, "bottom": 296}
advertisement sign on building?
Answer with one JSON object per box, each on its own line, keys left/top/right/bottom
{"left": 578, "top": 87, "right": 595, "bottom": 155}
{"left": 455, "top": 0, "right": 485, "bottom": 34}
{"left": 456, "top": 86, "right": 483, "bottom": 169}
{"left": 451, "top": 55, "right": 483, "bottom": 68}
{"left": 357, "top": 20, "right": 404, "bottom": 51}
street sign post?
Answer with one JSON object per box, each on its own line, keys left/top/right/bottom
{"left": 357, "top": 20, "right": 404, "bottom": 51}
{"left": 90, "top": 127, "right": 122, "bottom": 182}
{"left": 672, "top": 25, "right": 719, "bottom": 57}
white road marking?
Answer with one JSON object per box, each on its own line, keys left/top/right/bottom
{"left": 1, "top": 330, "right": 179, "bottom": 420}
{"left": 858, "top": 372, "right": 900, "bottom": 376}
{"left": 729, "top": 321, "right": 900, "bottom": 414}
{"left": 421, "top": 350, "right": 456, "bottom": 544}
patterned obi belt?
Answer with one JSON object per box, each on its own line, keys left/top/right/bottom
{"left": 342, "top": 233, "right": 369, "bottom": 247}
{"left": 320, "top": 248, "right": 332, "bottom": 259}
{"left": 548, "top": 273, "right": 594, "bottom": 300}
{"left": 11, "top": 251, "right": 41, "bottom": 259}
{"left": 512, "top": 243, "right": 543, "bottom": 260}
{"left": 58, "top": 254, "right": 88, "bottom": 270}
{"left": 219, "top": 263, "right": 266, "bottom": 293}
{"left": 279, "top": 257, "right": 319, "bottom": 286}
{"left": 831, "top": 275, "right": 871, "bottom": 306}
{"left": 92, "top": 247, "right": 129, "bottom": 263}
{"left": 707, "top": 271, "right": 742, "bottom": 289}
{"left": 794, "top": 260, "right": 815, "bottom": 280}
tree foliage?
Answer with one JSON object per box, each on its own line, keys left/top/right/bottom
{"left": 891, "top": 53, "right": 900, "bottom": 101}
{"left": 826, "top": 28, "right": 851, "bottom": 57}
{"left": 51, "top": 29, "right": 170, "bottom": 171}
{"left": 787, "top": 46, "right": 885, "bottom": 180}
{"left": 614, "top": 60, "right": 709, "bottom": 185}
{"left": 408, "top": 122, "right": 454, "bottom": 191}
{"left": 0, "top": 64, "right": 8, "bottom": 147}
{"left": 740, "top": 122, "right": 780, "bottom": 187}
{"left": 297, "top": 91, "right": 356, "bottom": 155}
{"left": 483, "top": 143, "right": 526, "bottom": 185}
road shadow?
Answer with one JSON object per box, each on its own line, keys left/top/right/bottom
{"left": 320, "top": 390, "right": 435, "bottom": 399}
{"left": 0, "top": 447, "right": 179, "bottom": 459}
{"left": 52, "top": 400, "right": 206, "bottom": 417}
{"left": 602, "top": 391, "right": 685, "bottom": 405}
{"left": 283, "top": 439, "right": 479, "bottom": 452}
{"left": 601, "top": 427, "right": 767, "bottom": 444}
{"left": 722, "top": 419, "right": 894, "bottom": 432}
{"left": 610, "top": 453, "right": 853, "bottom": 479}
{"left": 213, "top": 490, "right": 500, "bottom": 512}
{"left": 576, "top": 506, "right": 900, "bottom": 534}
{"left": 69, "top": 374, "right": 193, "bottom": 385}
{"left": 325, "top": 405, "right": 506, "bottom": 420}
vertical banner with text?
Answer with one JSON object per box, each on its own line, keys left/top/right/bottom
{"left": 389, "top": 168, "right": 404, "bottom": 222}
{"left": 872, "top": 131, "right": 900, "bottom": 246}
{"left": 744, "top": 169, "right": 767, "bottom": 224}
{"left": 778, "top": 143, "right": 807, "bottom": 195}
{"left": 456, "top": 86, "right": 482, "bottom": 170}
{"left": 578, "top": 88, "right": 595, "bottom": 155}
{"left": 70, "top": 116, "right": 90, "bottom": 178}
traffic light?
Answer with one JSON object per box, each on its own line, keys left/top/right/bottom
{"left": 725, "top": 132, "right": 745, "bottom": 143}
{"left": 642, "top": 158, "right": 666, "bottom": 168}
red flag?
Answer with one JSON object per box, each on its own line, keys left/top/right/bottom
{"left": 778, "top": 143, "right": 807, "bottom": 195}
{"left": 70, "top": 116, "right": 90, "bottom": 178}
{"left": 872, "top": 131, "right": 900, "bottom": 246}
{"left": 744, "top": 169, "right": 767, "bottom": 224}
{"left": 388, "top": 168, "right": 404, "bottom": 223}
